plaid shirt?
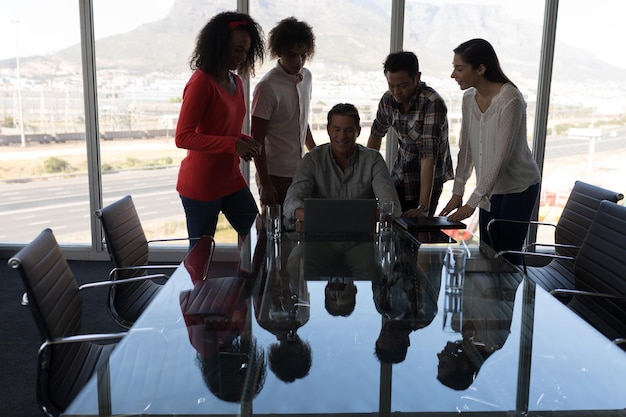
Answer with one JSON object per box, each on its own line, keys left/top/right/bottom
{"left": 370, "top": 81, "right": 454, "bottom": 201}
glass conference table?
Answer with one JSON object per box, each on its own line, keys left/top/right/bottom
{"left": 62, "top": 226, "right": 626, "bottom": 417}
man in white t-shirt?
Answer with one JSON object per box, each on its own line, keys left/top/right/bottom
{"left": 251, "top": 17, "right": 317, "bottom": 207}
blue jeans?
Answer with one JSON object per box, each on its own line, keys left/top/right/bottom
{"left": 181, "top": 187, "right": 258, "bottom": 248}
{"left": 479, "top": 183, "right": 540, "bottom": 263}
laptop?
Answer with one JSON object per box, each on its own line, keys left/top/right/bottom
{"left": 303, "top": 198, "right": 377, "bottom": 237}
{"left": 394, "top": 216, "right": 466, "bottom": 232}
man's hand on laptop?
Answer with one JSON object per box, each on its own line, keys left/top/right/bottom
{"left": 295, "top": 207, "right": 305, "bottom": 232}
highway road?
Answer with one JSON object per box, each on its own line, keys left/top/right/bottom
{"left": 0, "top": 167, "right": 186, "bottom": 242}
{"left": 1, "top": 128, "right": 624, "bottom": 244}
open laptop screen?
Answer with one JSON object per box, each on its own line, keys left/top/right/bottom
{"left": 303, "top": 198, "right": 377, "bottom": 235}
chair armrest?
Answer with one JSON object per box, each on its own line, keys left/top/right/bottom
{"left": 109, "top": 265, "right": 178, "bottom": 280}
{"left": 495, "top": 250, "right": 574, "bottom": 274}
{"left": 488, "top": 219, "right": 557, "bottom": 228}
{"left": 488, "top": 218, "right": 557, "bottom": 234}
{"left": 147, "top": 236, "right": 200, "bottom": 244}
{"left": 79, "top": 274, "right": 169, "bottom": 291}
{"left": 39, "top": 332, "right": 127, "bottom": 352}
{"left": 550, "top": 288, "right": 626, "bottom": 301}
{"left": 487, "top": 219, "right": 558, "bottom": 250}
{"left": 523, "top": 242, "right": 580, "bottom": 253}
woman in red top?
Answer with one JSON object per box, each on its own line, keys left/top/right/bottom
{"left": 176, "top": 11, "right": 265, "bottom": 247}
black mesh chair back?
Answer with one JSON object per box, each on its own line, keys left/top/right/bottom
{"left": 554, "top": 180, "right": 624, "bottom": 260}
{"left": 526, "top": 181, "right": 623, "bottom": 291}
{"left": 8, "top": 229, "right": 117, "bottom": 416}
{"left": 567, "top": 200, "right": 626, "bottom": 345}
{"left": 96, "top": 195, "right": 161, "bottom": 328}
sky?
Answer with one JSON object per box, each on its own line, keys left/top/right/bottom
{"left": 0, "top": 0, "right": 174, "bottom": 60}
{"left": 1, "top": 0, "right": 626, "bottom": 68}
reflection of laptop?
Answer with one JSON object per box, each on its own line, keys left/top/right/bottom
{"left": 394, "top": 216, "right": 466, "bottom": 232}
{"left": 301, "top": 240, "right": 379, "bottom": 279}
{"left": 304, "top": 198, "right": 377, "bottom": 235}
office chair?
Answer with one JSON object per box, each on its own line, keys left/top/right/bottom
{"left": 551, "top": 200, "right": 626, "bottom": 349}
{"left": 491, "top": 180, "right": 623, "bottom": 292}
{"left": 96, "top": 194, "right": 204, "bottom": 328}
{"left": 8, "top": 228, "right": 127, "bottom": 417}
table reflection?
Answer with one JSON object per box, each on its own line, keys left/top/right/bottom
{"left": 179, "top": 237, "right": 266, "bottom": 403}
{"left": 437, "top": 271, "right": 520, "bottom": 390}
{"left": 253, "top": 234, "right": 312, "bottom": 383}
{"left": 373, "top": 232, "right": 440, "bottom": 364}
{"left": 61, "top": 230, "right": 626, "bottom": 417}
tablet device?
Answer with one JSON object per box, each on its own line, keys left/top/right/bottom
{"left": 394, "top": 216, "right": 466, "bottom": 232}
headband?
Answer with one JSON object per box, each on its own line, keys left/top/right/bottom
{"left": 228, "top": 20, "right": 248, "bottom": 30}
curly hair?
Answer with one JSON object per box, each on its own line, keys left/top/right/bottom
{"left": 268, "top": 17, "right": 315, "bottom": 59}
{"left": 268, "top": 335, "right": 313, "bottom": 383}
{"left": 189, "top": 11, "right": 265, "bottom": 78}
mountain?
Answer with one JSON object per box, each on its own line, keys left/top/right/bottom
{"left": 2, "top": 0, "right": 624, "bottom": 83}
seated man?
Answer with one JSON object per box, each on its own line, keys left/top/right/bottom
{"left": 283, "top": 103, "right": 401, "bottom": 228}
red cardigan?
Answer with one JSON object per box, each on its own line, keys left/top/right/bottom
{"left": 175, "top": 70, "right": 248, "bottom": 201}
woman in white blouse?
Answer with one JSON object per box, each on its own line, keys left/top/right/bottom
{"left": 440, "top": 39, "right": 541, "bottom": 261}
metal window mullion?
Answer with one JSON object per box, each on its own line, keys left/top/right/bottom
{"left": 386, "top": 0, "right": 405, "bottom": 167}
{"left": 238, "top": 0, "right": 252, "bottom": 269}
{"left": 528, "top": 0, "right": 559, "bottom": 244}
{"left": 78, "top": 0, "right": 104, "bottom": 252}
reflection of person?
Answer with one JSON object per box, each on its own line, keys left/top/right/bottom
{"left": 373, "top": 233, "right": 439, "bottom": 363}
{"left": 252, "top": 17, "right": 317, "bottom": 208}
{"left": 254, "top": 235, "right": 313, "bottom": 382}
{"left": 440, "top": 39, "right": 541, "bottom": 259}
{"left": 283, "top": 103, "right": 401, "bottom": 226}
{"left": 196, "top": 336, "right": 266, "bottom": 403}
{"left": 175, "top": 11, "right": 265, "bottom": 247}
{"left": 180, "top": 278, "right": 266, "bottom": 402}
{"left": 367, "top": 51, "right": 454, "bottom": 218}
{"left": 294, "top": 240, "right": 379, "bottom": 317}
{"left": 268, "top": 331, "right": 312, "bottom": 383}
{"left": 436, "top": 273, "right": 519, "bottom": 390}
{"left": 324, "top": 277, "right": 359, "bottom": 317}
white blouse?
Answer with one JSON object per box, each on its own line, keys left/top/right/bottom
{"left": 452, "top": 83, "right": 541, "bottom": 211}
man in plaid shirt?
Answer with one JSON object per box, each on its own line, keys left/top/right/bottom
{"left": 368, "top": 51, "right": 454, "bottom": 218}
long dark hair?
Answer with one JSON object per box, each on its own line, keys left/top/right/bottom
{"left": 190, "top": 11, "right": 265, "bottom": 78}
{"left": 453, "top": 39, "right": 515, "bottom": 87}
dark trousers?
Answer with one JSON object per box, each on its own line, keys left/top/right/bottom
{"left": 256, "top": 174, "right": 293, "bottom": 208}
{"left": 255, "top": 174, "right": 293, "bottom": 232}
{"left": 396, "top": 182, "right": 444, "bottom": 217}
{"left": 479, "top": 183, "right": 540, "bottom": 263}
{"left": 181, "top": 186, "right": 258, "bottom": 249}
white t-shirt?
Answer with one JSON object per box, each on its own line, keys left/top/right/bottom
{"left": 251, "top": 62, "right": 312, "bottom": 178}
{"left": 452, "top": 83, "right": 541, "bottom": 211}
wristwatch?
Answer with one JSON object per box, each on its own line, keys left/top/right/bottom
{"left": 416, "top": 204, "right": 429, "bottom": 212}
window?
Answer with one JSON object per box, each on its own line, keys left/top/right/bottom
{"left": 248, "top": 0, "right": 392, "bottom": 219}
{"left": 93, "top": 0, "right": 239, "bottom": 246}
{"left": 0, "top": 0, "right": 88, "bottom": 244}
{"left": 542, "top": 0, "right": 626, "bottom": 243}
{"left": 404, "top": 0, "right": 545, "bottom": 237}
